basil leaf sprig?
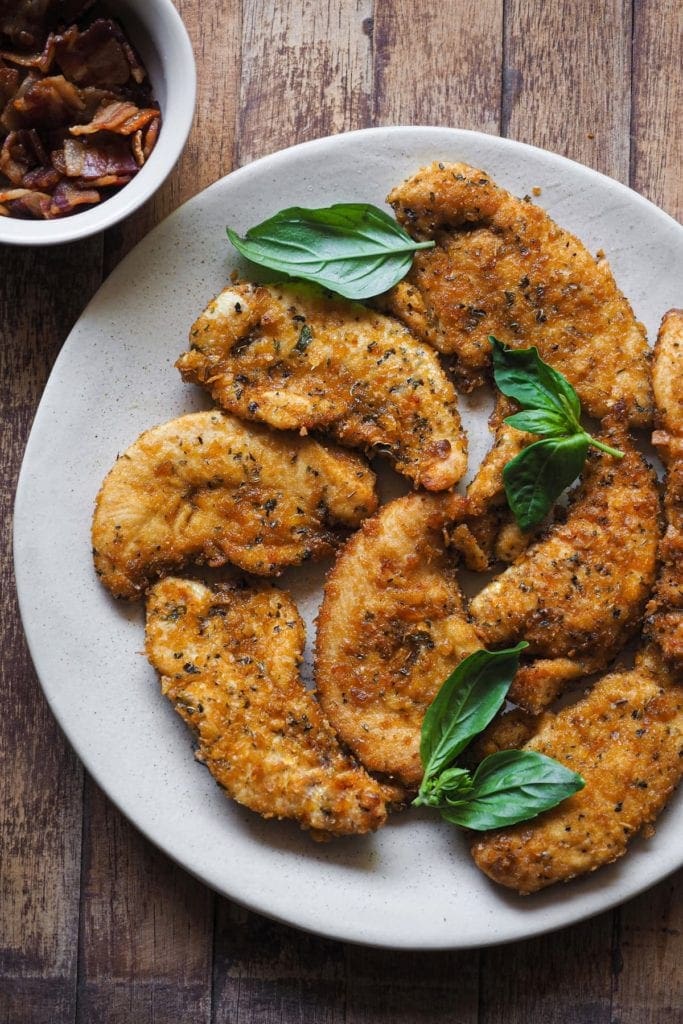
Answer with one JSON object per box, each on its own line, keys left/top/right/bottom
{"left": 414, "top": 645, "right": 585, "bottom": 831}
{"left": 490, "top": 337, "right": 624, "bottom": 530}
{"left": 227, "top": 203, "right": 434, "bottom": 301}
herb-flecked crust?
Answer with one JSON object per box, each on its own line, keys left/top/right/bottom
{"left": 176, "top": 280, "right": 467, "bottom": 490}
{"left": 469, "top": 415, "right": 660, "bottom": 713}
{"left": 145, "top": 577, "right": 389, "bottom": 838}
{"left": 92, "top": 410, "right": 378, "bottom": 598}
{"left": 315, "top": 491, "right": 481, "bottom": 787}
{"left": 382, "top": 162, "right": 652, "bottom": 425}
{"left": 470, "top": 666, "right": 683, "bottom": 893}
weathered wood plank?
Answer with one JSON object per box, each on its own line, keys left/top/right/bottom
{"left": 212, "top": 6, "right": 372, "bottom": 1014}
{"left": 478, "top": 2, "right": 634, "bottom": 1017}
{"left": 75, "top": 4, "right": 243, "bottom": 1021}
{"left": 237, "top": 0, "right": 373, "bottom": 166}
{"left": 212, "top": 905, "right": 345, "bottom": 1024}
{"left": 611, "top": 3, "right": 683, "bottom": 1014}
{"left": 373, "top": 0, "right": 503, "bottom": 132}
{"left": 631, "top": 0, "right": 683, "bottom": 220}
{"left": 610, "top": 874, "right": 683, "bottom": 1024}
{"left": 344, "top": 946, "right": 479, "bottom": 1024}
{"left": 504, "top": 0, "right": 632, "bottom": 181}
{"left": 481, "top": 917, "right": 614, "bottom": 1024}
{"left": 0, "top": 240, "right": 102, "bottom": 1024}
{"left": 350, "top": 4, "right": 504, "bottom": 1018}
{"left": 104, "top": 0, "right": 243, "bottom": 272}
{"left": 75, "top": 785, "right": 214, "bottom": 1024}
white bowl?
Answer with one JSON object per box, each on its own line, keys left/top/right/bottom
{"left": 0, "top": 0, "right": 196, "bottom": 246}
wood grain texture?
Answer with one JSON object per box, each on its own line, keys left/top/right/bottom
{"left": 238, "top": 0, "right": 373, "bottom": 165}
{"left": 72, "top": 5, "right": 242, "bottom": 1022}
{"left": 480, "top": 917, "right": 613, "bottom": 1024}
{"left": 504, "top": 0, "right": 632, "bottom": 180}
{"left": 344, "top": 946, "right": 479, "bottom": 1024}
{"left": 373, "top": 0, "right": 503, "bottom": 132}
{"left": 611, "top": 875, "right": 683, "bottom": 1023}
{"left": 1, "top": 1, "right": 682, "bottom": 1021}
{"left": 212, "top": 904, "right": 345, "bottom": 1024}
{"left": 631, "top": 0, "right": 683, "bottom": 220}
{"left": 75, "top": 787, "right": 214, "bottom": 1024}
{"left": 610, "top": 4, "right": 683, "bottom": 1014}
{"left": 0, "top": 242, "right": 102, "bottom": 1024}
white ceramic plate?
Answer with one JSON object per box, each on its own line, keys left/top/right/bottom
{"left": 14, "top": 127, "right": 683, "bottom": 949}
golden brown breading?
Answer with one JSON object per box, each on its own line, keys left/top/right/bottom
{"left": 447, "top": 395, "right": 537, "bottom": 570}
{"left": 93, "top": 410, "right": 378, "bottom": 599}
{"left": 471, "top": 664, "right": 683, "bottom": 893}
{"left": 145, "top": 577, "right": 388, "bottom": 838}
{"left": 176, "top": 280, "right": 467, "bottom": 490}
{"left": 315, "top": 491, "right": 481, "bottom": 788}
{"left": 645, "top": 310, "right": 683, "bottom": 668}
{"left": 382, "top": 162, "right": 652, "bottom": 424}
{"left": 468, "top": 417, "right": 660, "bottom": 713}
{"left": 463, "top": 708, "right": 548, "bottom": 766}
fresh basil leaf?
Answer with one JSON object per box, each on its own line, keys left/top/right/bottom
{"left": 503, "top": 435, "right": 589, "bottom": 530}
{"left": 418, "top": 643, "right": 528, "bottom": 783}
{"left": 227, "top": 203, "right": 435, "bottom": 300}
{"left": 439, "top": 750, "right": 585, "bottom": 830}
{"left": 490, "top": 337, "right": 581, "bottom": 426}
{"left": 416, "top": 765, "right": 473, "bottom": 809}
{"left": 504, "top": 408, "right": 574, "bottom": 437}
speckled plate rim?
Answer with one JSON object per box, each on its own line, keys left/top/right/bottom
{"left": 13, "top": 126, "right": 683, "bottom": 950}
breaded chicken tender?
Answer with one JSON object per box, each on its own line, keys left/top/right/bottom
{"left": 447, "top": 395, "right": 537, "bottom": 571}
{"left": 471, "top": 310, "right": 683, "bottom": 894}
{"left": 93, "top": 410, "right": 378, "bottom": 599}
{"left": 145, "top": 577, "right": 389, "bottom": 837}
{"left": 646, "top": 310, "right": 683, "bottom": 669}
{"left": 469, "top": 417, "right": 660, "bottom": 713}
{"left": 176, "top": 281, "right": 467, "bottom": 490}
{"left": 382, "top": 162, "right": 652, "bottom": 424}
{"left": 315, "top": 491, "right": 481, "bottom": 788}
{"left": 471, "top": 662, "right": 683, "bottom": 893}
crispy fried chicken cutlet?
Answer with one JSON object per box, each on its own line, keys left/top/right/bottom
{"left": 447, "top": 395, "right": 537, "bottom": 571}
{"left": 470, "top": 659, "right": 683, "bottom": 893}
{"left": 468, "top": 415, "right": 660, "bottom": 713}
{"left": 315, "top": 491, "right": 481, "bottom": 788}
{"left": 176, "top": 281, "right": 467, "bottom": 490}
{"left": 145, "top": 577, "right": 388, "bottom": 838}
{"left": 382, "top": 162, "right": 652, "bottom": 424}
{"left": 645, "top": 310, "right": 683, "bottom": 669}
{"left": 471, "top": 312, "right": 683, "bottom": 893}
{"left": 93, "top": 410, "right": 378, "bottom": 599}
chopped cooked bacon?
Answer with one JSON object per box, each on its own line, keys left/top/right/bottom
{"left": 0, "top": 7, "right": 159, "bottom": 219}
{"left": 11, "top": 74, "right": 85, "bottom": 127}
{"left": 74, "top": 172, "right": 132, "bottom": 188}
{"left": 1, "top": 31, "right": 56, "bottom": 73}
{"left": 49, "top": 177, "right": 99, "bottom": 215}
{"left": 0, "top": 1, "right": 53, "bottom": 49}
{"left": 0, "top": 128, "right": 47, "bottom": 182}
{"left": 0, "top": 62, "right": 21, "bottom": 105}
{"left": 70, "top": 99, "right": 158, "bottom": 137}
{"left": 54, "top": 20, "right": 136, "bottom": 88}
{"left": 0, "top": 187, "right": 52, "bottom": 217}
{"left": 0, "top": 2, "right": 94, "bottom": 49}
{"left": 121, "top": 37, "right": 146, "bottom": 85}
{"left": 79, "top": 84, "right": 118, "bottom": 119}
{"left": 131, "top": 127, "right": 143, "bottom": 166}
{"left": 22, "top": 163, "right": 60, "bottom": 189}
{"left": 61, "top": 134, "right": 138, "bottom": 179}
{"left": 142, "top": 116, "right": 159, "bottom": 160}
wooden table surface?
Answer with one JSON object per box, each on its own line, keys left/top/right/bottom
{"left": 2, "top": 2, "right": 682, "bottom": 1021}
